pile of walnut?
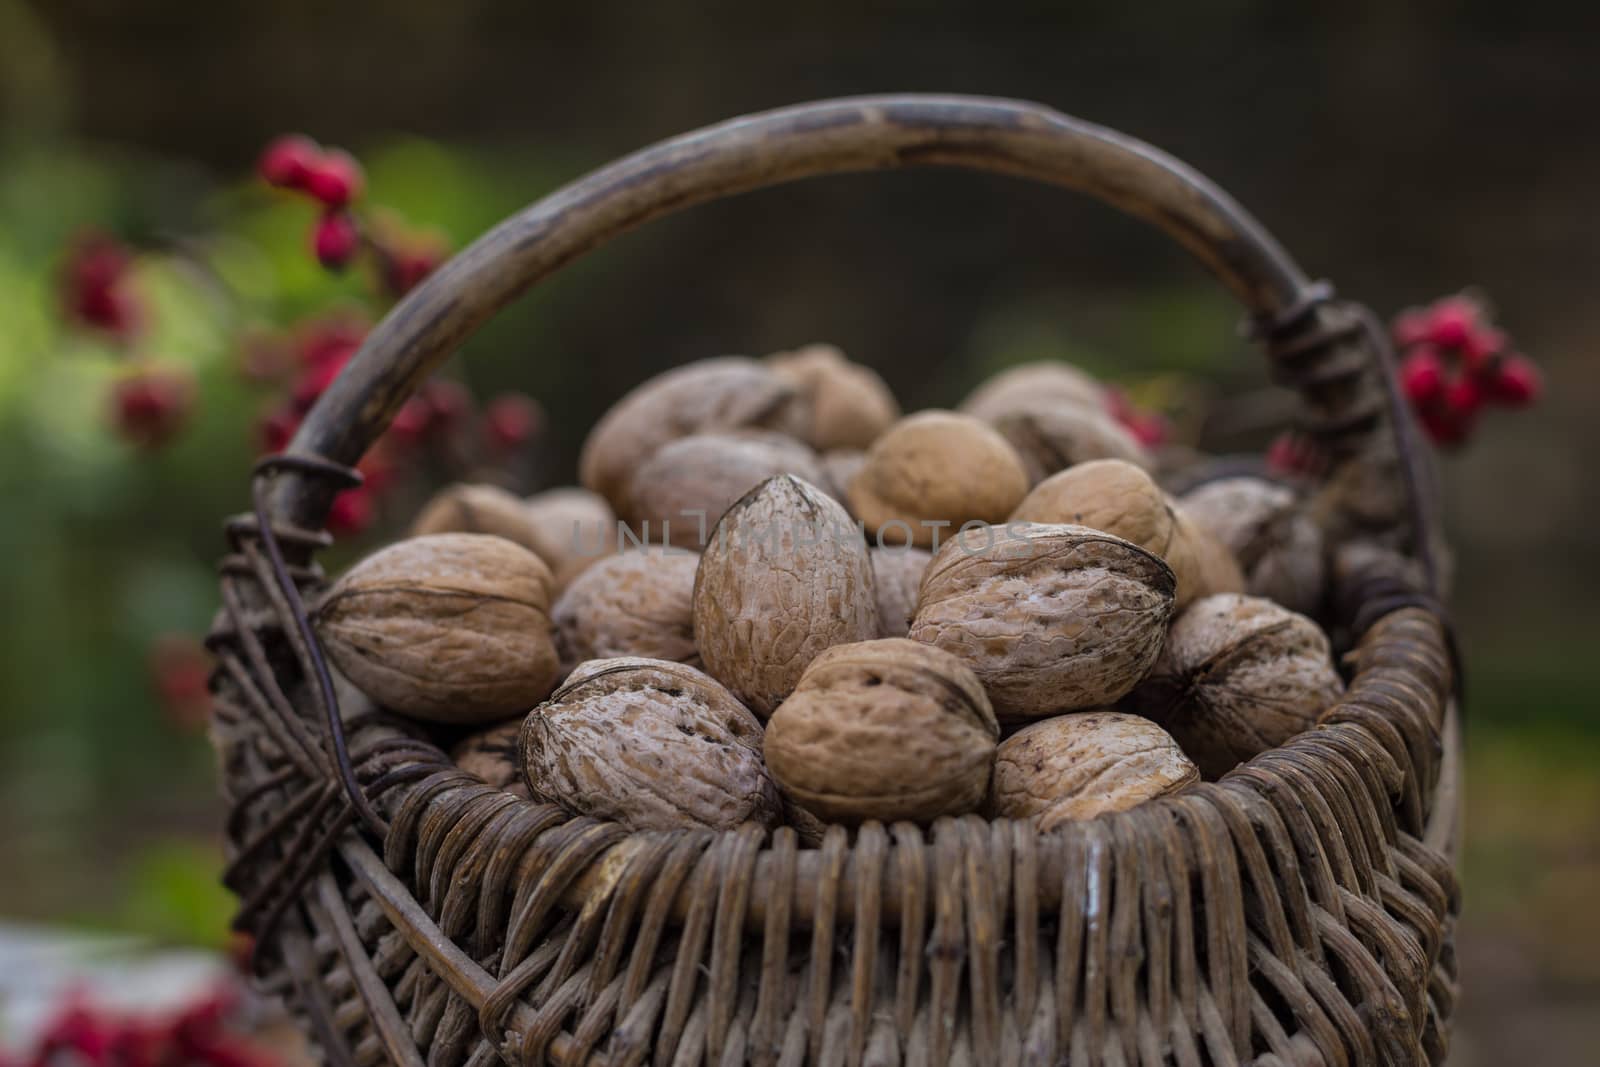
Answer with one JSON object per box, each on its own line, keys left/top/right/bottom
{"left": 315, "top": 344, "right": 1347, "bottom": 839}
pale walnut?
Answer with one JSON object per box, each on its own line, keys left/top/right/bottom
{"left": 989, "top": 711, "right": 1197, "bottom": 829}
{"left": 693, "top": 475, "right": 880, "bottom": 718}
{"left": 625, "top": 432, "right": 829, "bottom": 550}
{"left": 1011, "top": 459, "right": 1241, "bottom": 609}
{"left": 1180, "top": 477, "right": 1325, "bottom": 616}
{"left": 315, "top": 534, "right": 559, "bottom": 724}
{"left": 846, "top": 411, "right": 1029, "bottom": 548}
{"left": 525, "top": 487, "right": 618, "bottom": 590}
{"left": 909, "top": 523, "right": 1175, "bottom": 721}
{"left": 871, "top": 546, "right": 932, "bottom": 638}
{"left": 578, "top": 356, "right": 804, "bottom": 511}
{"left": 1128, "top": 593, "right": 1345, "bottom": 779}
{"left": 410, "top": 484, "right": 540, "bottom": 556}
{"left": 552, "top": 549, "right": 700, "bottom": 674}
{"left": 764, "top": 639, "right": 998, "bottom": 824}
{"left": 992, "top": 404, "right": 1151, "bottom": 485}
{"left": 766, "top": 344, "right": 900, "bottom": 451}
{"left": 519, "top": 657, "right": 780, "bottom": 831}
{"left": 958, "top": 361, "right": 1105, "bottom": 423}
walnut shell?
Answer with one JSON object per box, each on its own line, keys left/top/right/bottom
{"left": 450, "top": 720, "right": 528, "bottom": 797}
{"left": 767, "top": 344, "right": 900, "bottom": 450}
{"left": 578, "top": 357, "right": 803, "bottom": 510}
{"left": 989, "top": 712, "right": 1197, "bottom": 829}
{"left": 992, "top": 405, "right": 1150, "bottom": 485}
{"left": 1180, "top": 477, "right": 1325, "bottom": 615}
{"left": 819, "top": 449, "right": 867, "bottom": 504}
{"left": 764, "top": 639, "right": 998, "bottom": 824}
{"left": 1129, "top": 593, "right": 1344, "bottom": 779}
{"left": 909, "top": 522, "right": 1175, "bottom": 721}
{"left": 519, "top": 656, "right": 780, "bottom": 831}
{"left": 316, "top": 534, "right": 559, "bottom": 724}
{"left": 959, "top": 361, "right": 1105, "bottom": 423}
{"left": 410, "top": 484, "right": 540, "bottom": 555}
{"left": 552, "top": 549, "right": 700, "bottom": 674}
{"left": 525, "top": 487, "right": 618, "bottom": 590}
{"left": 871, "top": 546, "right": 932, "bottom": 638}
{"left": 693, "top": 475, "right": 880, "bottom": 717}
{"left": 846, "top": 411, "right": 1029, "bottom": 548}
{"left": 1010, "top": 459, "right": 1241, "bottom": 610}
{"left": 625, "top": 432, "right": 829, "bottom": 549}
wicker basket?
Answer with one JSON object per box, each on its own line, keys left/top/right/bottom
{"left": 209, "top": 95, "right": 1461, "bottom": 1067}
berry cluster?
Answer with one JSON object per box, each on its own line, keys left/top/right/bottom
{"left": 257, "top": 135, "right": 445, "bottom": 296}
{"left": 60, "top": 232, "right": 144, "bottom": 342}
{"left": 3, "top": 986, "right": 278, "bottom": 1067}
{"left": 248, "top": 312, "right": 544, "bottom": 537}
{"left": 1393, "top": 295, "right": 1540, "bottom": 447}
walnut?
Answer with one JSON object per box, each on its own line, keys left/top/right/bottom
{"left": 409, "top": 483, "right": 540, "bottom": 556}
{"left": 870, "top": 546, "right": 932, "bottom": 638}
{"left": 1180, "top": 477, "right": 1325, "bottom": 616}
{"left": 819, "top": 449, "right": 867, "bottom": 505}
{"left": 846, "top": 411, "right": 1030, "bottom": 548}
{"left": 525, "top": 487, "right": 618, "bottom": 590}
{"left": 958, "top": 361, "right": 1105, "bottom": 423}
{"left": 1011, "top": 459, "right": 1242, "bottom": 609}
{"left": 519, "top": 657, "right": 780, "bottom": 831}
{"left": 450, "top": 720, "right": 529, "bottom": 798}
{"left": 988, "top": 711, "right": 1197, "bottom": 828}
{"left": 624, "top": 432, "right": 829, "bottom": 549}
{"left": 551, "top": 548, "right": 700, "bottom": 674}
{"left": 909, "top": 522, "right": 1175, "bottom": 721}
{"left": 315, "top": 534, "right": 559, "bottom": 724}
{"left": 693, "top": 475, "right": 880, "bottom": 717}
{"left": 1128, "top": 593, "right": 1345, "bottom": 779}
{"left": 764, "top": 639, "right": 998, "bottom": 824}
{"left": 767, "top": 344, "right": 900, "bottom": 450}
{"left": 991, "top": 405, "right": 1150, "bottom": 485}
{"left": 578, "top": 357, "right": 803, "bottom": 510}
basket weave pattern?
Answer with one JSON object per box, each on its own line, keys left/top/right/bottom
{"left": 208, "top": 96, "right": 1461, "bottom": 1066}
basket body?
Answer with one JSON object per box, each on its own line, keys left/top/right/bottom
{"left": 208, "top": 96, "right": 1461, "bottom": 1066}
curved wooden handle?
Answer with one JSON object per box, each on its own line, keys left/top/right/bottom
{"left": 278, "top": 94, "right": 1319, "bottom": 526}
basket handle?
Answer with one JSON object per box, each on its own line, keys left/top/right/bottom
{"left": 277, "top": 93, "right": 1350, "bottom": 527}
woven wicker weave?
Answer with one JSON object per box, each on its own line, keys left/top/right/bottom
{"left": 208, "top": 95, "right": 1461, "bottom": 1067}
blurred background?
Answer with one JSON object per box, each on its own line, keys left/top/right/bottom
{"left": 0, "top": 2, "right": 1595, "bottom": 1063}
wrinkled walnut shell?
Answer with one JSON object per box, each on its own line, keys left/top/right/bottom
{"left": 992, "top": 405, "right": 1150, "bottom": 485}
{"left": 552, "top": 549, "right": 700, "bottom": 674}
{"left": 1180, "top": 477, "right": 1325, "bottom": 616}
{"left": 910, "top": 522, "right": 1175, "bottom": 721}
{"left": 871, "top": 546, "right": 932, "bottom": 638}
{"left": 1011, "top": 459, "right": 1241, "bottom": 609}
{"left": 520, "top": 657, "right": 780, "bottom": 831}
{"left": 525, "top": 487, "right": 618, "bottom": 590}
{"left": 693, "top": 475, "right": 880, "bottom": 717}
{"left": 578, "top": 357, "right": 803, "bottom": 510}
{"left": 989, "top": 711, "right": 1197, "bottom": 829}
{"left": 959, "top": 361, "right": 1105, "bottom": 423}
{"left": 410, "top": 484, "right": 540, "bottom": 556}
{"left": 767, "top": 344, "right": 900, "bottom": 451}
{"left": 846, "top": 411, "right": 1029, "bottom": 548}
{"left": 1129, "top": 593, "right": 1344, "bottom": 779}
{"left": 764, "top": 639, "right": 998, "bottom": 824}
{"left": 316, "top": 534, "right": 559, "bottom": 724}
{"left": 625, "top": 432, "right": 829, "bottom": 549}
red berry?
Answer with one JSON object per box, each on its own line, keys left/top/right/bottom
{"left": 303, "top": 148, "right": 365, "bottom": 208}
{"left": 422, "top": 378, "right": 472, "bottom": 425}
{"left": 1444, "top": 375, "right": 1483, "bottom": 416}
{"left": 258, "top": 134, "right": 320, "bottom": 188}
{"left": 297, "top": 315, "right": 366, "bottom": 368}
{"left": 327, "top": 487, "right": 376, "bottom": 536}
{"left": 110, "top": 365, "right": 195, "bottom": 450}
{"left": 1461, "top": 325, "right": 1507, "bottom": 368}
{"left": 149, "top": 634, "right": 213, "bottom": 731}
{"left": 388, "top": 396, "right": 435, "bottom": 445}
{"left": 484, "top": 392, "right": 544, "bottom": 451}
{"left": 357, "top": 445, "right": 398, "bottom": 495}
{"left": 313, "top": 210, "right": 361, "bottom": 270}
{"left": 1426, "top": 296, "right": 1479, "bottom": 350}
{"left": 1400, "top": 346, "right": 1446, "bottom": 403}
{"left": 1485, "top": 355, "right": 1542, "bottom": 407}
{"left": 1392, "top": 308, "right": 1433, "bottom": 349}
{"left": 60, "top": 234, "right": 143, "bottom": 341}
{"left": 1124, "top": 411, "right": 1169, "bottom": 449}
{"left": 1100, "top": 387, "right": 1134, "bottom": 422}
{"left": 257, "top": 405, "right": 300, "bottom": 453}
{"left": 1265, "top": 431, "right": 1327, "bottom": 478}
{"left": 1417, "top": 404, "right": 1475, "bottom": 447}
{"left": 291, "top": 351, "right": 351, "bottom": 413}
